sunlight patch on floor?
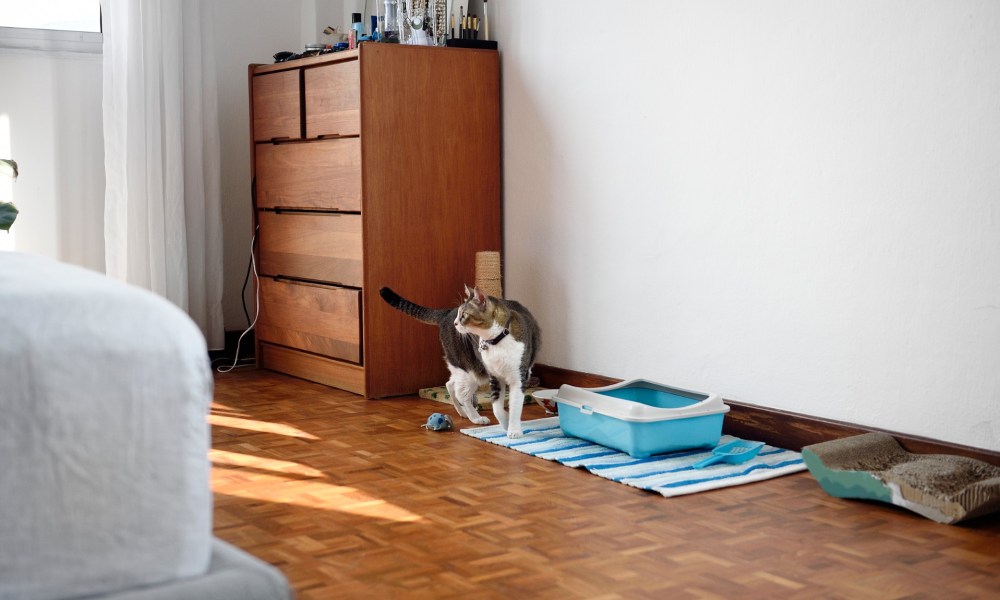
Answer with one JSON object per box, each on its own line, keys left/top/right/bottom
{"left": 211, "top": 463, "right": 424, "bottom": 523}
{"left": 208, "top": 412, "right": 319, "bottom": 440}
{"left": 211, "top": 449, "right": 326, "bottom": 477}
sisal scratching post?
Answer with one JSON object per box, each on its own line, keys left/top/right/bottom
{"left": 475, "top": 251, "right": 503, "bottom": 298}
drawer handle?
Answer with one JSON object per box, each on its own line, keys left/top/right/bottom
{"left": 273, "top": 275, "right": 349, "bottom": 289}
{"left": 315, "top": 133, "right": 359, "bottom": 140}
{"left": 269, "top": 136, "right": 292, "bottom": 143}
{"left": 272, "top": 207, "right": 342, "bottom": 214}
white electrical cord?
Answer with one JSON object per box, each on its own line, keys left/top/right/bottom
{"left": 217, "top": 228, "right": 260, "bottom": 373}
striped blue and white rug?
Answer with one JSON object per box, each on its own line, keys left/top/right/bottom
{"left": 460, "top": 417, "right": 806, "bottom": 497}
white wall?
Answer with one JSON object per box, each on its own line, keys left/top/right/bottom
{"left": 0, "top": 51, "right": 104, "bottom": 271}
{"left": 492, "top": 0, "right": 1000, "bottom": 451}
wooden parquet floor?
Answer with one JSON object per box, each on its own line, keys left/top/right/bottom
{"left": 211, "top": 369, "right": 1000, "bottom": 600}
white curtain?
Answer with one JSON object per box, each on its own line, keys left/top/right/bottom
{"left": 101, "top": 0, "right": 224, "bottom": 349}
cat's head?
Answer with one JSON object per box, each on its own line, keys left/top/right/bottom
{"left": 454, "top": 285, "right": 495, "bottom": 334}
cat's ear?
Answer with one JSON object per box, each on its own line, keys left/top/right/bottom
{"left": 474, "top": 286, "right": 488, "bottom": 307}
{"left": 464, "top": 283, "right": 474, "bottom": 299}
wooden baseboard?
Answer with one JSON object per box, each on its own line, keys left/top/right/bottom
{"left": 533, "top": 364, "right": 1000, "bottom": 466}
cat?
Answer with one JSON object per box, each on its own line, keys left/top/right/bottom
{"left": 380, "top": 285, "right": 542, "bottom": 438}
{"left": 454, "top": 285, "right": 541, "bottom": 439}
{"left": 379, "top": 287, "right": 491, "bottom": 426}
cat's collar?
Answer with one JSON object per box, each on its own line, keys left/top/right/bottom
{"left": 479, "top": 318, "right": 511, "bottom": 351}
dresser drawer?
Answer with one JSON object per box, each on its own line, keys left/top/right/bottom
{"left": 256, "top": 278, "right": 362, "bottom": 364}
{"left": 255, "top": 138, "right": 361, "bottom": 211}
{"left": 257, "top": 211, "right": 363, "bottom": 287}
{"left": 252, "top": 69, "right": 301, "bottom": 142}
{"left": 304, "top": 59, "right": 360, "bottom": 138}
{"left": 259, "top": 343, "right": 365, "bottom": 395}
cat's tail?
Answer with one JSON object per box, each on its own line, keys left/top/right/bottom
{"left": 379, "top": 287, "right": 451, "bottom": 325}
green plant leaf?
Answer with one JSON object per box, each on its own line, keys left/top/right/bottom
{"left": 0, "top": 201, "right": 18, "bottom": 231}
{"left": 0, "top": 159, "right": 17, "bottom": 181}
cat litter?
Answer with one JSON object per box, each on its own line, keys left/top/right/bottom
{"left": 533, "top": 379, "right": 729, "bottom": 459}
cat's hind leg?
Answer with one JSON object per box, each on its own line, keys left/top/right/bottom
{"left": 445, "top": 378, "right": 469, "bottom": 419}
{"left": 457, "top": 377, "right": 489, "bottom": 425}
{"left": 448, "top": 369, "right": 489, "bottom": 425}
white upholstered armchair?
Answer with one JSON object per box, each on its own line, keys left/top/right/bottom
{"left": 0, "top": 252, "right": 290, "bottom": 600}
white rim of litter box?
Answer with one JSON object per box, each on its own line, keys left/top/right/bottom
{"left": 543, "top": 379, "right": 730, "bottom": 423}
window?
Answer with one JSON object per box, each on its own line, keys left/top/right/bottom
{"left": 0, "top": 1, "right": 101, "bottom": 54}
{"left": 0, "top": 1, "right": 101, "bottom": 32}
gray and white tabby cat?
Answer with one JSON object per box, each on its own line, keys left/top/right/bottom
{"left": 380, "top": 285, "right": 541, "bottom": 438}
{"left": 454, "top": 285, "right": 541, "bottom": 439}
{"left": 379, "top": 287, "right": 491, "bottom": 425}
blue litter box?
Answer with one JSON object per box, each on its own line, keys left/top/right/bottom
{"left": 535, "top": 379, "right": 730, "bottom": 458}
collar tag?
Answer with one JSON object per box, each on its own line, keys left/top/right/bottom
{"left": 479, "top": 327, "right": 510, "bottom": 351}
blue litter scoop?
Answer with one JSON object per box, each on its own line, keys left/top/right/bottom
{"left": 692, "top": 439, "right": 764, "bottom": 469}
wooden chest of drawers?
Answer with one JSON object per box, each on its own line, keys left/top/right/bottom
{"left": 248, "top": 44, "right": 501, "bottom": 398}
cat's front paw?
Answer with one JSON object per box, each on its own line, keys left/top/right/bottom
{"left": 506, "top": 428, "right": 523, "bottom": 439}
{"left": 470, "top": 415, "right": 490, "bottom": 425}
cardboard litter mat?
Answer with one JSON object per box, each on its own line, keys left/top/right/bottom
{"left": 802, "top": 432, "right": 1000, "bottom": 525}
